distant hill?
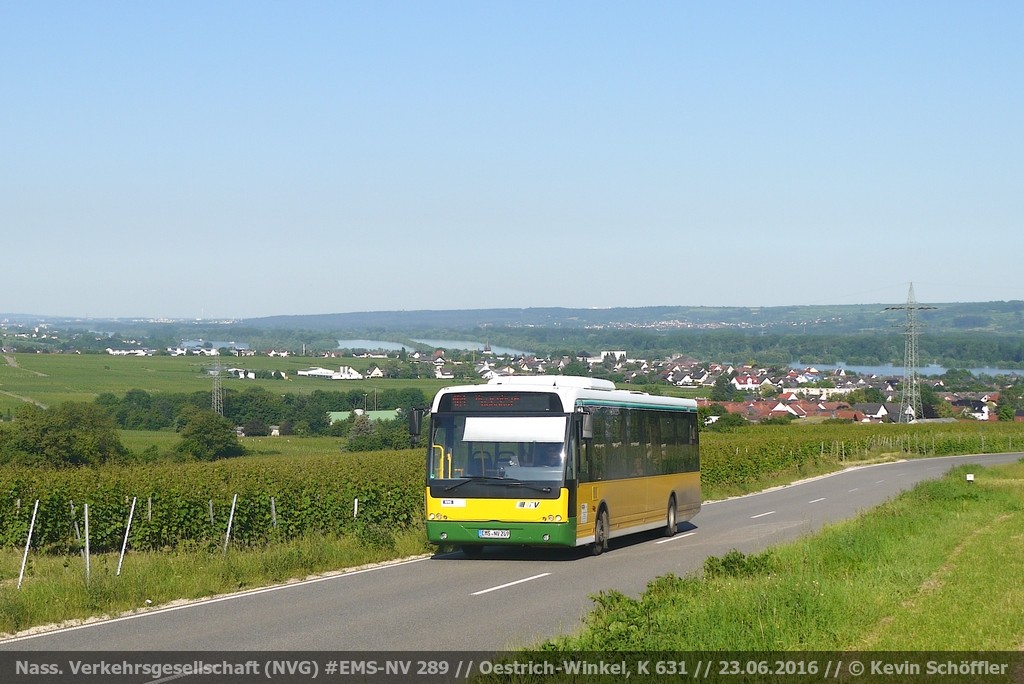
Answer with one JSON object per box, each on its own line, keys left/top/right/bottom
{"left": 5, "top": 301, "right": 1024, "bottom": 367}
{"left": 244, "top": 301, "right": 1024, "bottom": 335}
{"left": 6, "top": 301, "right": 1024, "bottom": 336}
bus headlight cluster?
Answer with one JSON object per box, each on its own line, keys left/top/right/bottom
{"left": 541, "top": 515, "right": 562, "bottom": 522}
{"left": 428, "top": 513, "right": 449, "bottom": 521}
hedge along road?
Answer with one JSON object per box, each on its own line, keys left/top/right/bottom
{"left": 2, "top": 452, "right": 1020, "bottom": 652}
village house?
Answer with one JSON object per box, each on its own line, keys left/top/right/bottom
{"left": 851, "top": 403, "right": 893, "bottom": 422}
{"left": 106, "top": 347, "right": 154, "bottom": 356}
{"left": 297, "top": 365, "right": 364, "bottom": 380}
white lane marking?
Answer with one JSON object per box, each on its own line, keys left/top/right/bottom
{"left": 0, "top": 555, "right": 433, "bottom": 644}
{"left": 808, "top": 497, "right": 826, "bottom": 504}
{"left": 655, "top": 531, "right": 697, "bottom": 545}
{"left": 472, "top": 573, "right": 551, "bottom": 596}
{"left": 848, "top": 487, "right": 860, "bottom": 492}
{"left": 750, "top": 511, "right": 775, "bottom": 519}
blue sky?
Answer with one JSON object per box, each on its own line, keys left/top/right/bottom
{"left": 3, "top": 2, "right": 1021, "bottom": 319}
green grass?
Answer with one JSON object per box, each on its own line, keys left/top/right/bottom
{"left": 117, "top": 429, "right": 180, "bottom": 455}
{"left": 860, "top": 472, "right": 1024, "bottom": 650}
{"left": 541, "top": 462, "right": 1024, "bottom": 652}
{"left": 0, "top": 528, "right": 430, "bottom": 636}
{"left": 118, "top": 430, "right": 353, "bottom": 459}
{"left": 0, "top": 352, "right": 455, "bottom": 414}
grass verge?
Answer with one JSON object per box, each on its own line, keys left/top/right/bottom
{"left": 541, "top": 462, "right": 1024, "bottom": 651}
{"left": 0, "top": 527, "right": 430, "bottom": 637}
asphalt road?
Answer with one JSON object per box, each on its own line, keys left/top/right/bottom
{"left": 3, "top": 452, "right": 1020, "bottom": 652}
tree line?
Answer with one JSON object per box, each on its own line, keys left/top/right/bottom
{"left": 496, "top": 329, "right": 1024, "bottom": 368}
{"left": 0, "top": 386, "right": 429, "bottom": 468}
{"left": 0, "top": 403, "right": 244, "bottom": 467}
{"left": 95, "top": 386, "right": 427, "bottom": 436}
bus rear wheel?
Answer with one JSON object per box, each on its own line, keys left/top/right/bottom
{"left": 665, "top": 495, "right": 678, "bottom": 537}
{"left": 591, "top": 509, "right": 609, "bottom": 556}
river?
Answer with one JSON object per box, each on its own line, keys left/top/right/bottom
{"left": 791, "top": 362, "right": 1022, "bottom": 377}
{"left": 337, "top": 338, "right": 531, "bottom": 356}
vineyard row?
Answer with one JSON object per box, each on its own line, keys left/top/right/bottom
{"left": 2, "top": 422, "right": 1021, "bottom": 553}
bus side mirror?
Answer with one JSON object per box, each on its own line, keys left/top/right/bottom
{"left": 581, "top": 413, "right": 593, "bottom": 440}
{"left": 408, "top": 408, "right": 425, "bottom": 447}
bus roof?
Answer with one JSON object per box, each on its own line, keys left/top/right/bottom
{"left": 431, "top": 375, "right": 697, "bottom": 412}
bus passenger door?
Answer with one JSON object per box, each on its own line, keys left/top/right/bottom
{"left": 576, "top": 412, "right": 599, "bottom": 541}
{"left": 565, "top": 418, "right": 579, "bottom": 526}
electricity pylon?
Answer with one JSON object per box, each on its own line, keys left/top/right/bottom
{"left": 885, "top": 283, "right": 935, "bottom": 423}
{"left": 211, "top": 359, "right": 224, "bottom": 416}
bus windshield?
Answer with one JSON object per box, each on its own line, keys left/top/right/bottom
{"left": 429, "top": 414, "right": 568, "bottom": 483}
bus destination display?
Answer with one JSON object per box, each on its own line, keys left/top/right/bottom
{"left": 442, "top": 392, "right": 561, "bottom": 413}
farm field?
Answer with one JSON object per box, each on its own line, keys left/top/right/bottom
{"left": 0, "top": 352, "right": 454, "bottom": 414}
{"left": 4, "top": 352, "right": 1024, "bottom": 643}
{"left": 118, "top": 430, "right": 356, "bottom": 459}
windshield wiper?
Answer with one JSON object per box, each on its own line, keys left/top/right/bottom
{"left": 444, "top": 476, "right": 552, "bottom": 493}
{"left": 444, "top": 476, "right": 504, "bottom": 491}
{"left": 502, "top": 478, "right": 553, "bottom": 493}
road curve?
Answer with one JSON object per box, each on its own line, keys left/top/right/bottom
{"left": 2, "top": 452, "right": 1019, "bottom": 652}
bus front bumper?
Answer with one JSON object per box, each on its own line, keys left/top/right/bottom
{"left": 426, "top": 520, "right": 575, "bottom": 547}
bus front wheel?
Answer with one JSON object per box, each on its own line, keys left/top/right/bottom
{"left": 592, "top": 509, "right": 609, "bottom": 556}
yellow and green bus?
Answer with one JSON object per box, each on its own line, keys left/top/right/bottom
{"left": 422, "top": 375, "right": 700, "bottom": 556}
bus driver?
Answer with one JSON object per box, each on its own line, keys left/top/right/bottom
{"left": 535, "top": 443, "right": 564, "bottom": 467}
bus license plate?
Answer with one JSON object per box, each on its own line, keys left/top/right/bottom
{"left": 478, "top": 529, "right": 510, "bottom": 539}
